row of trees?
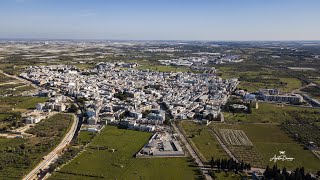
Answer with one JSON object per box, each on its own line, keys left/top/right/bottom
{"left": 209, "top": 157, "right": 251, "bottom": 172}
{"left": 263, "top": 165, "right": 319, "bottom": 180}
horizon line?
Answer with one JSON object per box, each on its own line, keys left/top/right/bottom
{"left": 1, "top": 37, "right": 320, "bottom": 42}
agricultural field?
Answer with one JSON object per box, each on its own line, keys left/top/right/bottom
{"left": 74, "top": 131, "right": 97, "bottom": 146}
{"left": 281, "top": 119, "right": 320, "bottom": 147}
{"left": 50, "top": 126, "right": 201, "bottom": 180}
{"left": 219, "top": 129, "right": 253, "bottom": 146}
{"left": 224, "top": 102, "right": 320, "bottom": 123}
{"left": 214, "top": 128, "right": 263, "bottom": 167}
{"left": 217, "top": 66, "right": 302, "bottom": 92}
{"left": 0, "top": 113, "right": 74, "bottom": 179}
{"left": 209, "top": 123, "right": 320, "bottom": 172}
{"left": 121, "top": 157, "right": 201, "bottom": 179}
{"left": 178, "top": 121, "right": 228, "bottom": 163}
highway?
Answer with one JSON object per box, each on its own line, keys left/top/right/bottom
{"left": 23, "top": 114, "right": 79, "bottom": 180}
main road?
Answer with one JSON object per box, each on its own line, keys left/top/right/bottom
{"left": 23, "top": 114, "right": 79, "bottom": 180}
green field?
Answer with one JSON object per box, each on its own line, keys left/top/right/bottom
{"left": 224, "top": 103, "right": 320, "bottom": 123}
{"left": 279, "top": 78, "right": 302, "bottom": 92}
{"left": 209, "top": 123, "right": 320, "bottom": 172}
{"left": 0, "top": 83, "right": 35, "bottom": 96}
{"left": 75, "top": 131, "right": 97, "bottom": 146}
{"left": 121, "top": 157, "right": 201, "bottom": 179}
{"left": 217, "top": 66, "right": 302, "bottom": 92}
{"left": 51, "top": 126, "right": 201, "bottom": 180}
{"left": 214, "top": 171, "right": 244, "bottom": 180}
{"left": 0, "top": 113, "right": 74, "bottom": 179}
{"left": 178, "top": 121, "right": 228, "bottom": 162}
{"left": 0, "top": 96, "right": 48, "bottom": 111}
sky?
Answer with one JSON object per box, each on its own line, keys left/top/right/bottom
{"left": 0, "top": 0, "right": 319, "bottom": 41}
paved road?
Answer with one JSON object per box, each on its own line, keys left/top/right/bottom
{"left": 23, "top": 114, "right": 79, "bottom": 180}
{"left": 172, "top": 123, "right": 213, "bottom": 180}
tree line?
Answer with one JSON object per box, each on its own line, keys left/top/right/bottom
{"left": 263, "top": 165, "right": 319, "bottom": 180}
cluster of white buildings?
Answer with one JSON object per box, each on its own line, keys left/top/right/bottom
{"left": 35, "top": 95, "right": 67, "bottom": 112}
{"left": 20, "top": 62, "right": 238, "bottom": 130}
{"left": 158, "top": 54, "right": 243, "bottom": 67}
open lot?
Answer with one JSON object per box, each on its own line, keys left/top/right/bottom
{"left": 50, "top": 126, "right": 201, "bottom": 180}
{"left": 209, "top": 123, "right": 320, "bottom": 172}
{"left": 224, "top": 102, "right": 320, "bottom": 123}
{"left": 178, "top": 121, "right": 228, "bottom": 162}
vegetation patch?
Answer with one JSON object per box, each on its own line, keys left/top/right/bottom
{"left": 224, "top": 102, "right": 320, "bottom": 123}
{"left": 178, "top": 121, "right": 228, "bottom": 162}
{"left": 0, "top": 113, "right": 74, "bottom": 179}
{"left": 209, "top": 123, "right": 320, "bottom": 172}
{"left": 0, "top": 96, "right": 48, "bottom": 111}
{"left": 50, "top": 126, "right": 201, "bottom": 180}
{"left": 218, "top": 129, "right": 253, "bottom": 146}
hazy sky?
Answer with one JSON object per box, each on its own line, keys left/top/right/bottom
{"left": 0, "top": 0, "right": 319, "bottom": 40}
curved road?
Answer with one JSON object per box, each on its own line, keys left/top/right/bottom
{"left": 23, "top": 114, "right": 79, "bottom": 180}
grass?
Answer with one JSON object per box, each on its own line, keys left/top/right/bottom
{"left": 217, "top": 66, "right": 302, "bottom": 92}
{"left": 0, "top": 84, "right": 35, "bottom": 96}
{"left": 75, "top": 131, "right": 97, "bottom": 146}
{"left": 279, "top": 78, "right": 302, "bottom": 92}
{"left": 209, "top": 123, "right": 320, "bottom": 172}
{"left": 0, "top": 73, "right": 16, "bottom": 83}
{"left": 214, "top": 171, "right": 244, "bottom": 180}
{"left": 74, "top": 63, "right": 95, "bottom": 70}
{"left": 178, "top": 121, "right": 228, "bottom": 162}
{"left": 0, "top": 113, "right": 74, "bottom": 179}
{"left": 301, "top": 86, "right": 320, "bottom": 100}
{"left": 51, "top": 126, "right": 201, "bottom": 180}
{"left": 0, "top": 96, "right": 48, "bottom": 111}
{"left": 121, "top": 157, "right": 201, "bottom": 180}
{"left": 224, "top": 102, "right": 320, "bottom": 123}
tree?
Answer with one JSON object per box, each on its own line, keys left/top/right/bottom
{"left": 264, "top": 165, "right": 272, "bottom": 179}
{"left": 210, "top": 157, "right": 214, "bottom": 169}
{"left": 68, "top": 103, "right": 78, "bottom": 113}
{"left": 282, "top": 167, "right": 289, "bottom": 179}
{"left": 247, "top": 104, "right": 252, "bottom": 114}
